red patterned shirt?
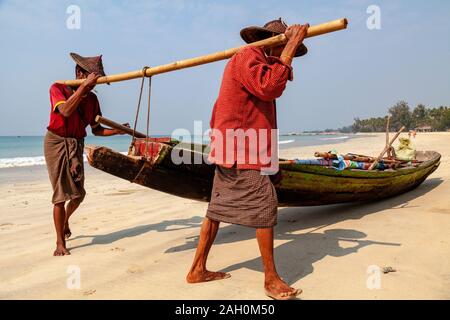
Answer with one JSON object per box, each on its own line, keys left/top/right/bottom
{"left": 208, "top": 46, "right": 293, "bottom": 170}
{"left": 47, "top": 83, "right": 102, "bottom": 139}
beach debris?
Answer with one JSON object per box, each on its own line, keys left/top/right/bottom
{"left": 382, "top": 266, "right": 397, "bottom": 274}
{"left": 83, "top": 289, "right": 96, "bottom": 296}
{"left": 127, "top": 264, "right": 144, "bottom": 274}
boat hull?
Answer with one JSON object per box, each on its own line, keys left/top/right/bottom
{"left": 86, "top": 146, "right": 440, "bottom": 207}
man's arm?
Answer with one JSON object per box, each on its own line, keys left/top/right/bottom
{"left": 57, "top": 73, "right": 100, "bottom": 117}
{"left": 92, "top": 123, "right": 130, "bottom": 136}
{"left": 280, "top": 24, "right": 309, "bottom": 66}
{"left": 235, "top": 47, "right": 293, "bottom": 102}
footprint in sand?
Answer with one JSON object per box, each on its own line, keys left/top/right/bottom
{"left": 0, "top": 223, "right": 14, "bottom": 230}
{"left": 110, "top": 247, "right": 125, "bottom": 252}
{"left": 83, "top": 289, "right": 96, "bottom": 296}
{"left": 127, "top": 264, "right": 144, "bottom": 274}
{"left": 106, "top": 189, "right": 137, "bottom": 196}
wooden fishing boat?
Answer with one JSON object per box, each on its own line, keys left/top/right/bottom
{"left": 85, "top": 139, "right": 441, "bottom": 207}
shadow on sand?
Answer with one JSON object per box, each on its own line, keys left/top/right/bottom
{"left": 69, "top": 216, "right": 204, "bottom": 251}
{"left": 165, "top": 177, "right": 443, "bottom": 253}
{"left": 69, "top": 177, "right": 442, "bottom": 282}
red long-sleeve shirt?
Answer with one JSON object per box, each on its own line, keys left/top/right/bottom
{"left": 47, "top": 83, "right": 102, "bottom": 139}
{"left": 208, "top": 46, "right": 293, "bottom": 170}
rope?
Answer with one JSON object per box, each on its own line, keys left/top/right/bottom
{"left": 132, "top": 160, "right": 148, "bottom": 184}
{"left": 130, "top": 66, "right": 154, "bottom": 183}
{"left": 145, "top": 74, "right": 153, "bottom": 159}
{"left": 129, "top": 66, "right": 150, "bottom": 154}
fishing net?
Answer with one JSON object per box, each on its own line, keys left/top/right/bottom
{"left": 395, "top": 137, "right": 416, "bottom": 161}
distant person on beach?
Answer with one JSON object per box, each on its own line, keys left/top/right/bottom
{"left": 44, "top": 53, "right": 128, "bottom": 256}
{"left": 186, "top": 19, "right": 309, "bottom": 300}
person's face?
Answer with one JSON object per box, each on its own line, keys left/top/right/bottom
{"left": 263, "top": 31, "right": 285, "bottom": 57}
{"left": 75, "top": 67, "right": 90, "bottom": 80}
{"left": 265, "top": 44, "right": 284, "bottom": 57}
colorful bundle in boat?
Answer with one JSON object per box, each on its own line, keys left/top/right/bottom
{"left": 291, "top": 157, "right": 394, "bottom": 171}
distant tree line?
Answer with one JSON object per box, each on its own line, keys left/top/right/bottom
{"left": 338, "top": 101, "right": 450, "bottom": 133}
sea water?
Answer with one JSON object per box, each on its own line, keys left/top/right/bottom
{"left": 0, "top": 134, "right": 354, "bottom": 169}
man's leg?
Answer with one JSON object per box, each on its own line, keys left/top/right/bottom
{"left": 64, "top": 198, "right": 82, "bottom": 239}
{"left": 53, "top": 202, "right": 70, "bottom": 256}
{"left": 186, "top": 217, "right": 231, "bottom": 283}
{"left": 256, "top": 227, "right": 301, "bottom": 299}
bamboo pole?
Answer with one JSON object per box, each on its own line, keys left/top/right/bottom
{"left": 368, "top": 126, "right": 406, "bottom": 170}
{"left": 95, "top": 115, "right": 147, "bottom": 138}
{"left": 386, "top": 114, "right": 392, "bottom": 157}
{"left": 57, "top": 18, "right": 348, "bottom": 86}
{"left": 386, "top": 115, "right": 391, "bottom": 147}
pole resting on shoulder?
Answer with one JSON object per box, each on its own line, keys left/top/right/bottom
{"left": 56, "top": 18, "right": 348, "bottom": 86}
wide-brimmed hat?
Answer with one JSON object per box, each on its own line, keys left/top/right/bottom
{"left": 70, "top": 52, "right": 107, "bottom": 77}
{"left": 240, "top": 18, "right": 308, "bottom": 57}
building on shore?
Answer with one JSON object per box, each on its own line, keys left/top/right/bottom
{"left": 415, "top": 125, "right": 433, "bottom": 132}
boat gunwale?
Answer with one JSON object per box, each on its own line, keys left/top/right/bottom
{"left": 86, "top": 144, "right": 441, "bottom": 181}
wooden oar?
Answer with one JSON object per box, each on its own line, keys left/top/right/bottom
{"left": 95, "top": 115, "right": 147, "bottom": 138}
{"left": 368, "top": 126, "right": 406, "bottom": 170}
{"left": 57, "top": 18, "right": 348, "bottom": 86}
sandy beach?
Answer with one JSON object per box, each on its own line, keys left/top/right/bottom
{"left": 0, "top": 132, "right": 449, "bottom": 300}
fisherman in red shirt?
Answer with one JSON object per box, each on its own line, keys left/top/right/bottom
{"left": 44, "top": 53, "right": 128, "bottom": 256}
{"left": 187, "top": 19, "right": 309, "bottom": 299}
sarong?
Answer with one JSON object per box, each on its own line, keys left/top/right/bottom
{"left": 44, "top": 130, "right": 85, "bottom": 204}
{"left": 206, "top": 166, "right": 278, "bottom": 228}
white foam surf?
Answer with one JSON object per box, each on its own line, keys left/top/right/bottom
{"left": 0, "top": 152, "right": 128, "bottom": 169}
{"left": 319, "top": 136, "right": 349, "bottom": 141}
{"left": 278, "top": 139, "right": 295, "bottom": 145}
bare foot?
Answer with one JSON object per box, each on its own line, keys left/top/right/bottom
{"left": 64, "top": 223, "right": 72, "bottom": 240}
{"left": 186, "top": 270, "right": 231, "bottom": 283}
{"left": 264, "top": 276, "right": 301, "bottom": 300}
{"left": 53, "top": 243, "right": 70, "bottom": 256}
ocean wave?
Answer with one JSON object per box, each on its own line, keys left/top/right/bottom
{"left": 278, "top": 139, "right": 295, "bottom": 145}
{"left": 0, "top": 152, "right": 128, "bottom": 169}
{"left": 319, "top": 136, "right": 349, "bottom": 141}
{"left": 0, "top": 156, "right": 47, "bottom": 168}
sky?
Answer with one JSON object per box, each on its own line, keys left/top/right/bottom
{"left": 0, "top": 0, "right": 449, "bottom": 135}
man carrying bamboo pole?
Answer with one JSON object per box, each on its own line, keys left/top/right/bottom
{"left": 187, "top": 19, "right": 309, "bottom": 300}
{"left": 44, "top": 53, "right": 128, "bottom": 256}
